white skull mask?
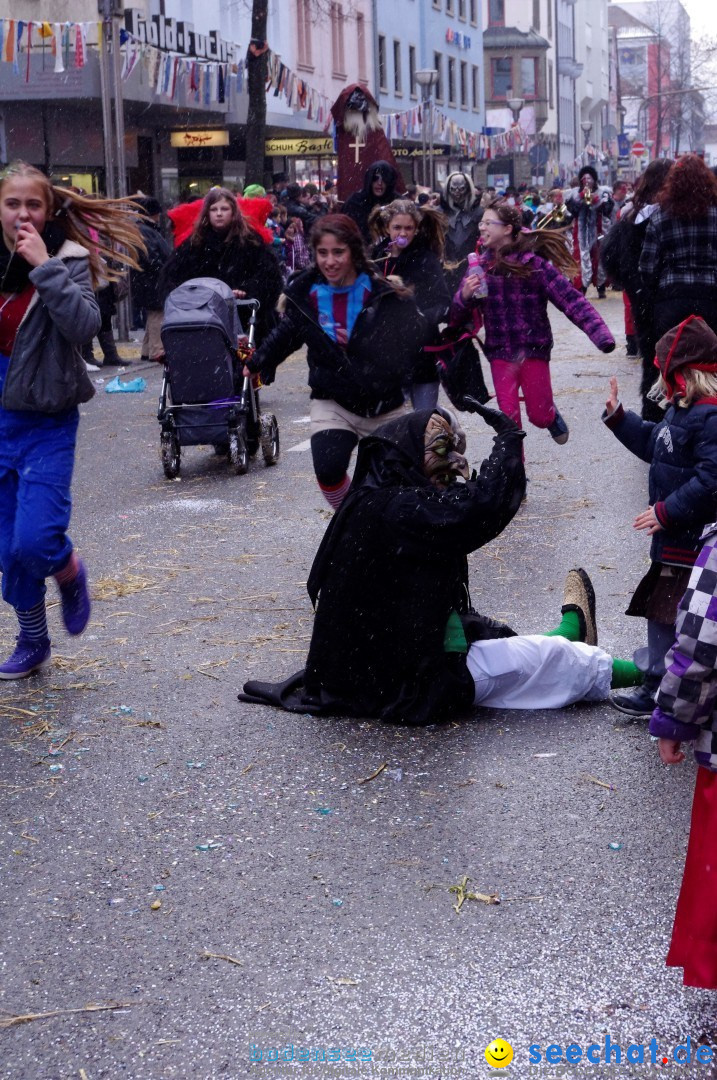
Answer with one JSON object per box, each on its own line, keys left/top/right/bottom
{"left": 448, "top": 175, "right": 470, "bottom": 207}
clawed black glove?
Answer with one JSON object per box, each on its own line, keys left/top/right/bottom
{"left": 602, "top": 342, "right": 616, "bottom": 353}
{"left": 461, "top": 396, "right": 521, "bottom": 434}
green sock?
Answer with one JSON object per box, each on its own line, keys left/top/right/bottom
{"left": 544, "top": 610, "right": 581, "bottom": 642}
{"left": 610, "top": 659, "right": 643, "bottom": 689}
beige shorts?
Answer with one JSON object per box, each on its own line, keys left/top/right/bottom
{"left": 309, "top": 398, "right": 407, "bottom": 439}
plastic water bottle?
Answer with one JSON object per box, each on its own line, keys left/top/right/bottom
{"left": 466, "top": 251, "right": 488, "bottom": 299}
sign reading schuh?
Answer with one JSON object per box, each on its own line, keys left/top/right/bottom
{"left": 265, "top": 138, "right": 335, "bottom": 156}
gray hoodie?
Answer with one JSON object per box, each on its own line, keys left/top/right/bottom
{"left": 1, "top": 239, "right": 100, "bottom": 414}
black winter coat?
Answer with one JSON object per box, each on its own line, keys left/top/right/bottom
{"left": 248, "top": 267, "right": 428, "bottom": 416}
{"left": 605, "top": 400, "right": 717, "bottom": 566}
{"left": 372, "top": 239, "right": 451, "bottom": 381}
{"left": 131, "top": 219, "right": 172, "bottom": 311}
{"left": 160, "top": 230, "right": 283, "bottom": 339}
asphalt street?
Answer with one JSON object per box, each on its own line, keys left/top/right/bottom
{"left": 2, "top": 292, "right": 716, "bottom": 1080}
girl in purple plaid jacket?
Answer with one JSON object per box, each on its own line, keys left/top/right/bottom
{"left": 449, "top": 199, "right": 615, "bottom": 446}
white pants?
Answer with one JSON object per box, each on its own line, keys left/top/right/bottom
{"left": 466, "top": 634, "right": 613, "bottom": 710}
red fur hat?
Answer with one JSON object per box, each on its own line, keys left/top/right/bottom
{"left": 166, "top": 194, "right": 274, "bottom": 248}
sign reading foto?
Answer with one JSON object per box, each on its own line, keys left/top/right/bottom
{"left": 171, "top": 130, "right": 229, "bottom": 148}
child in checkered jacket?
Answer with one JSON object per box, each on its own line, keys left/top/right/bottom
{"left": 649, "top": 521, "right": 717, "bottom": 989}
{"left": 603, "top": 315, "right": 717, "bottom": 719}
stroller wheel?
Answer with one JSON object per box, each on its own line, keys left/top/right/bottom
{"left": 160, "top": 430, "right": 181, "bottom": 478}
{"left": 228, "top": 426, "right": 249, "bottom": 475}
{"left": 260, "top": 414, "right": 280, "bottom": 466}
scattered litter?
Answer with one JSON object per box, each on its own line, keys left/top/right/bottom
{"left": 93, "top": 574, "right": 158, "bottom": 601}
{"left": 137, "top": 776, "right": 149, "bottom": 783}
{"left": 385, "top": 767, "right": 403, "bottom": 782}
{"left": 608, "top": 841, "right": 623, "bottom": 851}
{"left": 314, "top": 806, "right": 332, "bottom": 816}
{"left": 584, "top": 774, "right": 617, "bottom": 791}
{"left": 331, "top": 899, "right": 344, "bottom": 907}
{"left": 150, "top": 900, "right": 162, "bottom": 911}
{"left": 195, "top": 841, "right": 222, "bottom": 852}
{"left": 533, "top": 753, "right": 558, "bottom": 758}
{"left": 186, "top": 761, "right": 206, "bottom": 769}
{"left": 357, "top": 762, "right": 387, "bottom": 785}
{"left": 425, "top": 875, "right": 501, "bottom": 914}
{"left": 240, "top": 763, "right": 255, "bottom": 776}
{"left": 0, "top": 1001, "right": 132, "bottom": 1029}
{"left": 107, "top": 898, "right": 125, "bottom": 906}
{"left": 48, "top": 764, "right": 64, "bottom": 774}
{"left": 200, "top": 949, "right": 241, "bottom": 967}
{"left": 153, "top": 885, "right": 166, "bottom": 892}
{"left": 105, "top": 375, "right": 146, "bottom": 393}
{"left": 326, "top": 976, "right": 359, "bottom": 986}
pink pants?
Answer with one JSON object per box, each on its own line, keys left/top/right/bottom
{"left": 490, "top": 357, "right": 557, "bottom": 430}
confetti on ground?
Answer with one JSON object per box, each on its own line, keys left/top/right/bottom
{"left": 199, "top": 950, "right": 242, "bottom": 967}
{"left": 357, "top": 762, "right": 387, "bottom": 785}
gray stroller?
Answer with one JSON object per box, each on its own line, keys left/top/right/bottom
{"left": 158, "top": 277, "right": 279, "bottom": 478}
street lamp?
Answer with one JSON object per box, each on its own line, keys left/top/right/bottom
{"left": 506, "top": 94, "right": 524, "bottom": 186}
{"left": 580, "top": 120, "right": 593, "bottom": 146}
{"left": 415, "top": 68, "right": 439, "bottom": 190}
{"left": 645, "top": 139, "right": 654, "bottom": 165}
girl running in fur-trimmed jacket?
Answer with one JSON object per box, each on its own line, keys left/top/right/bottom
{"left": 0, "top": 161, "right": 143, "bottom": 679}
{"left": 449, "top": 199, "right": 615, "bottom": 445}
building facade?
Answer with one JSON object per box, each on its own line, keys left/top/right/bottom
{"left": 0, "top": 0, "right": 374, "bottom": 200}
{"left": 375, "top": 0, "right": 485, "bottom": 187}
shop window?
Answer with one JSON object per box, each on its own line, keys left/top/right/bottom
{"left": 378, "top": 35, "right": 387, "bottom": 92}
{"left": 460, "top": 60, "right": 468, "bottom": 108}
{"left": 488, "top": 0, "right": 505, "bottom": 27}
{"left": 433, "top": 51, "right": 443, "bottom": 102}
{"left": 297, "top": 0, "right": 313, "bottom": 69}
{"left": 330, "top": 2, "right": 346, "bottom": 77}
{"left": 491, "top": 56, "right": 512, "bottom": 98}
{"left": 447, "top": 57, "right": 456, "bottom": 104}
{"left": 393, "top": 40, "right": 402, "bottom": 95}
{"left": 471, "top": 64, "right": 480, "bottom": 110}
{"left": 409, "top": 44, "right": 417, "bottom": 97}
{"left": 521, "top": 56, "right": 537, "bottom": 98}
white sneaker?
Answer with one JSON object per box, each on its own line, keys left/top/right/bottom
{"left": 85, "top": 361, "right": 100, "bottom": 371}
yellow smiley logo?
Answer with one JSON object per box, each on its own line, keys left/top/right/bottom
{"left": 485, "top": 1039, "right": 514, "bottom": 1068}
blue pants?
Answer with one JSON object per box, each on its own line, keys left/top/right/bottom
{"left": 0, "top": 404, "right": 78, "bottom": 612}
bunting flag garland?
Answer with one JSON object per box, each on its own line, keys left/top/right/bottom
{"left": 0, "top": 17, "right": 504, "bottom": 159}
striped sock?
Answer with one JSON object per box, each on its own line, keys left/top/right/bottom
{"left": 16, "top": 602, "right": 49, "bottom": 641}
{"left": 54, "top": 551, "right": 79, "bottom": 587}
{"left": 318, "top": 474, "right": 352, "bottom": 510}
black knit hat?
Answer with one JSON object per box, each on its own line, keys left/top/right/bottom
{"left": 578, "top": 165, "right": 598, "bottom": 185}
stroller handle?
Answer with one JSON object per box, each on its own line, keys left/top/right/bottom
{"left": 235, "top": 297, "right": 260, "bottom": 351}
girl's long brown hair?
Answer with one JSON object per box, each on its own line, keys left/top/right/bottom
{"left": 0, "top": 161, "right": 145, "bottom": 287}
{"left": 368, "top": 198, "right": 447, "bottom": 258}
{"left": 482, "top": 198, "right": 577, "bottom": 278}
{"left": 191, "top": 186, "right": 258, "bottom": 247}
{"left": 309, "top": 214, "right": 413, "bottom": 298}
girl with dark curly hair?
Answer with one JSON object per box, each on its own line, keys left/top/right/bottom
{"left": 640, "top": 154, "right": 717, "bottom": 341}
{"left": 449, "top": 199, "right": 614, "bottom": 447}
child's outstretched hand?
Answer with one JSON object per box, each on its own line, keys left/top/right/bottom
{"left": 634, "top": 506, "right": 662, "bottom": 534}
{"left": 605, "top": 375, "right": 619, "bottom": 416}
{"left": 658, "top": 737, "right": 685, "bottom": 765}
